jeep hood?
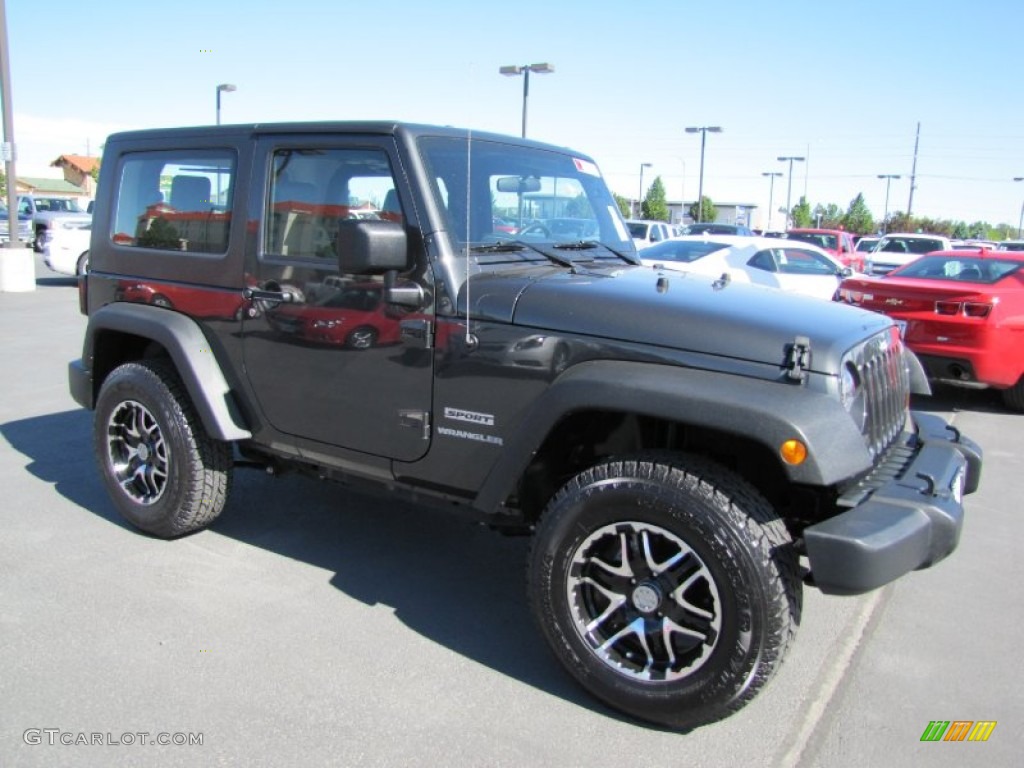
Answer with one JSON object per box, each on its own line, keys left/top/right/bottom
{"left": 465, "top": 264, "right": 892, "bottom": 371}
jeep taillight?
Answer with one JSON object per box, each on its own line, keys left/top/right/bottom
{"left": 78, "top": 274, "right": 88, "bottom": 315}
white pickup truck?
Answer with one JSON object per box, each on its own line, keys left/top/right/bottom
{"left": 17, "top": 194, "right": 91, "bottom": 252}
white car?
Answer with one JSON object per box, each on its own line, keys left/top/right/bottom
{"left": 43, "top": 220, "right": 92, "bottom": 276}
{"left": 626, "top": 219, "right": 676, "bottom": 249}
{"left": 639, "top": 235, "right": 852, "bottom": 301}
{"left": 864, "top": 232, "right": 952, "bottom": 275}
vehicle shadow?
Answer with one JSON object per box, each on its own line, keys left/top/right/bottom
{"left": 2, "top": 409, "right": 620, "bottom": 724}
{"left": 911, "top": 385, "right": 1009, "bottom": 415}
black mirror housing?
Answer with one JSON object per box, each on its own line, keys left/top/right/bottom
{"left": 336, "top": 219, "right": 409, "bottom": 275}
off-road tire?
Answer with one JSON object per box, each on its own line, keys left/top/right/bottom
{"left": 528, "top": 453, "right": 801, "bottom": 730}
{"left": 93, "top": 359, "right": 232, "bottom": 537}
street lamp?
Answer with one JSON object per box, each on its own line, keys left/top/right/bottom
{"left": 499, "top": 63, "right": 554, "bottom": 138}
{"left": 761, "top": 172, "right": 782, "bottom": 232}
{"left": 1014, "top": 177, "right": 1024, "bottom": 237}
{"left": 878, "top": 174, "right": 901, "bottom": 234}
{"left": 216, "top": 83, "right": 236, "bottom": 125}
{"left": 778, "top": 155, "right": 805, "bottom": 229}
{"left": 637, "top": 162, "right": 652, "bottom": 219}
{"left": 686, "top": 126, "right": 722, "bottom": 222}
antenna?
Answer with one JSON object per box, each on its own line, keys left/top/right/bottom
{"left": 463, "top": 129, "right": 478, "bottom": 349}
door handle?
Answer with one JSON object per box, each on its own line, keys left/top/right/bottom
{"left": 243, "top": 286, "right": 297, "bottom": 303}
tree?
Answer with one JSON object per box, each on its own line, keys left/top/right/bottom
{"left": 842, "top": 193, "right": 874, "bottom": 234}
{"left": 812, "top": 203, "right": 844, "bottom": 229}
{"left": 641, "top": 176, "right": 670, "bottom": 222}
{"left": 688, "top": 196, "right": 717, "bottom": 224}
{"left": 0, "top": 168, "right": 5, "bottom": 196}
{"left": 613, "top": 193, "right": 632, "bottom": 219}
{"left": 789, "top": 196, "right": 812, "bottom": 228}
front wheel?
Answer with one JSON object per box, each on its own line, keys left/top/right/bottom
{"left": 528, "top": 454, "right": 801, "bottom": 730}
{"left": 93, "top": 359, "right": 232, "bottom": 537}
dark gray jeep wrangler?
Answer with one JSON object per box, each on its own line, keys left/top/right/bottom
{"left": 69, "top": 122, "right": 982, "bottom": 729}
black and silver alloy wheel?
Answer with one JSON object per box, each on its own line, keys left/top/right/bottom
{"left": 93, "top": 359, "right": 232, "bottom": 538}
{"left": 529, "top": 454, "right": 801, "bottom": 730}
{"left": 105, "top": 399, "right": 170, "bottom": 505}
{"left": 567, "top": 521, "right": 721, "bottom": 682}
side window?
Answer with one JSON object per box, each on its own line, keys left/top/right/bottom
{"left": 112, "top": 150, "right": 234, "bottom": 253}
{"left": 748, "top": 249, "right": 778, "bottom": 272}
{"left": 777, "top": 248, "right": 836, "bottom": 275}
{"left": 264, "top": 147, "right": 400, "bottom": 260}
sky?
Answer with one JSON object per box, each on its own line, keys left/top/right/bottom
{"left": 4, "top": 0, "right": 1024, "bottom": 229}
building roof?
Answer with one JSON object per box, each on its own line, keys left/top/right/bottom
{"left": 16, "top": 177, "right": 88, "bottom": 195}
{"left": 51, "top": 154, "right": 100, "bottom": 174}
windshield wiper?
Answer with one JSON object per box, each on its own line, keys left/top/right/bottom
{"left": 470, "top": 239, "right": 577, "bottom": 268}
{"left": 553, "top": 240, "right": 641, "bottom": 265}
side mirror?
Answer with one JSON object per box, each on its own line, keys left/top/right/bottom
{"left": 336, "top": 219, "right": 409, "bottom": 275}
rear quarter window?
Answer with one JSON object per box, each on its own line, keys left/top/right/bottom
{"left": 112, "top": 150, "right": 236, "bottom": 254}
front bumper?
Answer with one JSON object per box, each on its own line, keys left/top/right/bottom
{"left": 804, "top": 411, "right": 982, "bottom": 595}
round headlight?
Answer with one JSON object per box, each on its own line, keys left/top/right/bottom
{"left": 840, "top": 362, "right": 867, "bottom": 430}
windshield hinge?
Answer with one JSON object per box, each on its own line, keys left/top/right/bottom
{"left": 785, "top": 336, "right": 811, "bottom": 382}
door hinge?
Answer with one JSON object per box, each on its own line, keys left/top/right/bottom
{"left": 400, "top": 318, "right": 433, "bottom": 349}
{"left": 399, "top": 410, "right": 431, "bottom": 440}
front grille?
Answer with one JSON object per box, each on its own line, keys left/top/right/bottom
{"left": 850, "top": 328, "right": 910, "bottom": 460}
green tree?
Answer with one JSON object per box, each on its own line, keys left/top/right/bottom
{"left": 641, "top": 176, "right": 670, "bottom": 222}
{"left": 812, "top": 203, "right": 844, "bottom": 229}
{"left": 688, "top": 196, "right": 717, "bottom": 224}
{"left": 0, "top": 168, "right": 5, "bottom": 196}
{"left": 613, "top": 193, "right": 632, "bottom": 219}
{"left": 789, "top": 196, "right": 812, "bottom": 228}
{"left": 842, "top": 193, "right": 874, "bottom": 234}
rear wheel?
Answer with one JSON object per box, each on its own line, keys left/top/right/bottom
{"left": 76, "top": 250, "right": 90, "bottom": 276}
{"left": 93, "top": 359, "right": 232, "bottom": 537}
{"left": 1002, "top": 375, "right": 1024, "bottom": 412}
{"left": 528, "top": 454, "right": 801, "bottom": 730}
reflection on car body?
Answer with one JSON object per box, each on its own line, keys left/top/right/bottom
{"left": 266, "top": 282, "right": 402, "bottom": 349}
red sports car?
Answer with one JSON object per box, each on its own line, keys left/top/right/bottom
{"left": 837, "top": 249, "right": 1024, "bottom": 411}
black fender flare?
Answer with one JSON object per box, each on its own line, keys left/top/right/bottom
{"left": 472, "top": 360, "right": 872, "bottom": 515}
{"left": 82, "top": 303, "right": 251, "bottom": 441}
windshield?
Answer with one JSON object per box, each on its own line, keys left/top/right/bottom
{"left": 640, "top": 239, "right": 730, "bottom": 262}
{"left": 417, "top": 136, "right": 632, "bottom": 256}
{"left": 787, "top": 232, "right": 837, "bottom": 250}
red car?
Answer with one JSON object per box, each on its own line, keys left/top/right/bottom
{"left": 266, "top": 282, "right": 402, "bottom": 349}
{"left": 837, "top": 249, "right": 1024, "bottom": 410}
{"left": 786, "top": 228, "right": 864, "bottom": 272}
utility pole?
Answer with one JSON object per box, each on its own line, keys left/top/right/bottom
{"left": 907, "top": 122, "right": 920, "bottom": 218}
{"left": 0, "top": 0, "right": 35, "bottom": 292}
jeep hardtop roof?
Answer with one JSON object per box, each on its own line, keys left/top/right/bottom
{"left": 104, "top": 121, "right": 584, "bottom": 157}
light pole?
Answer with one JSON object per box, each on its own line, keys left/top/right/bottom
{"left": 1014, "top": 177, "right": 1024, "bottom": 238}
{"left": 685, "top": 126, "right": 722, "bottom": 222}
{"left": 499, "top": 63, "right": 554, "bottom": 138}
{"left": 216, "top": 83, "right": 236, "bottom": 125}
{"left": 761, "top": 172, "right": 782, "bottom": 232}
{"left": 637, "top": 162, "right": 652, "bottom": 219}
{"left": 778, "top": 155, "right": 805, "bottom": 229}
{"left": 878, "top": 174, "right": 900, "bottom": 234}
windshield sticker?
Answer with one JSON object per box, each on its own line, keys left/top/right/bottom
{"left": 444, "top": 407, "right": 495, "bottom": 427}
{"left": 609, "top": 206, "right": 629, "bottom": 241}
{"left": 573, "top": 158, "right": 599, "bottom": 177}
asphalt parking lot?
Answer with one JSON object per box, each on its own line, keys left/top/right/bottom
{"left": 1, "top": 255, "right": 1020, "bottom": 767}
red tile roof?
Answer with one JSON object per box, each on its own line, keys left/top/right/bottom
{"left": 51, "top": 154, "right": 100, "bottom": 174}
